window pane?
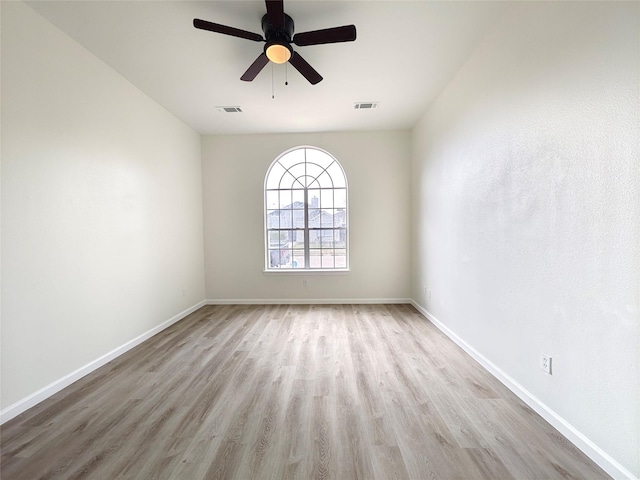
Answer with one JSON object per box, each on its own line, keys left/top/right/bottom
{"left": 266, "top": 163, "right": 285, "bottom": 189}
{"left": 334, "top": 189, "right": 346, "bottom": 208}
{"left": 309, "top": 249, "right": 322, "bottom": 268}
{"left": 268, "top": 249, "right": 277, "bottom": 267}
{"left": 289, "top": 162, "right": 306, "bottom": 182}
{"left": 292, "top": 189, "right": 304, "bottom": 206}
{"left": 317, "top": 171, "right": 333, "bottom": 188}
{"left": 279, "top": 190, "right": 292, "bottom": 209}
{"left": 292, "top": 250, "right": 305, "bottom": 268}
{"left": 280, "top": 170, "right": 297, "bottom": 189}
{"left": 321, "top": 250, "right": 335, "bottom": 268}
{"left": 278, "top": 149, "right": 304, "bottom": 169}
{"left": 266, "top": 190, "right": 278, "bottom": 209}
{"left": 280, "top": 249, "right": 292, "bottom": 268}
{"left": 308, "top": 189, "right": 320, "bottom": 208}
{"left": 278, "top": 210, "right": 292, "bottom": 229}
{"left": 293, "top": 209, "right": 305, "bottom": 228}
{"left": 334, "top": 211, "right": 346, "bottom": 228}
{"left": 266, "top": 210, "right": 279, "bottom": 228}
{"left": 305, "top": 175, "right": 315, "bottom": 187}
{"left": 269, "top": 230, "right": 290, "bottom": 247}
{"left": 321, "top": 230, "right": 334, "bottom": 248}
{"left": 335, "top": 254, "right": 347, "bottom": 268}
{"left": 308, "top": 209, "right": 320, "bottom": 228}
{"left": 327, "top": 162, "right": 346, "bottom": 188}
{"left": 306, "top": 162, "right": 324, "bottom": 180}
{"left": 309, "top": 229, "right": 320, "bottom": 247}
{"left": 268, "top": 231, "right": 280, "bottom": 245}
{"left": 269, "top": 249, "right": 284, "bottom": 267}
{"left": 320, "top": 210, "right": 334, "bottom": 228}
{"left": 308, "top": 178, "right": 320, "bottom": 189}
{"left": 306, "top": 149, "right": 333, "bottom": 169}
{"left": 320, "top": 189, "right": 333, "bottom": 209}
{"left": 291, "top": 230, "right": 305, "bottom": 247}
{"left": 335, "top": 229, "right": 347, "bottom": 247}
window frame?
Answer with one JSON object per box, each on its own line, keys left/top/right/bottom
{"left": 263, "top": 146, "right": 349, "bottom": 273}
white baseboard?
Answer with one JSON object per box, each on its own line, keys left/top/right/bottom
{"left": 409, "top": 300, "right": 638, "bottom": 480}
{"left": 206, "top": 298, "right": 412, "bottom": 305}
{"left": 0, "top": 300, "right": 206, "bottom": 425}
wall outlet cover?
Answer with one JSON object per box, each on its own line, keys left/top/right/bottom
{"left": 541, "top": 354, "right": 552, "bottom": 375}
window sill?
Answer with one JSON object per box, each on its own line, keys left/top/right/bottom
{"left": 263, "top": 269, "right": 350, "bottom": 275}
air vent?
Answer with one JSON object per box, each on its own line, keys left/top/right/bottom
{"left": 354, "top": 102, "right": 379, "bottom": 110}
{"left": 216, "top": 106, "right": 243, "bottom": 113}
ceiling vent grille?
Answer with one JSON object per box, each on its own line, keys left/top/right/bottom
{"left": 216, "top": 106, "right": 243, "bottom": 113}
{"left": 354, "top": 102, "right": 379, "bottom": 110}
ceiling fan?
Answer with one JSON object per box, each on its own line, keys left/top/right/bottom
{"left": 193, "top": 0, "right": 357, "bottom": 85}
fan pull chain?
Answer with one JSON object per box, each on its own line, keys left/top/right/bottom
{"left": 271, "top": 63, "right": 275, "bottom": 99}
{"left": 285, "top": 63, "right": 288, "bottom": 86}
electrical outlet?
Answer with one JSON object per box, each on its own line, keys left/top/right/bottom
{"left": 181, "top": 288, "right": 187, "bottom": 297}
{"left": 541, "top": 354, "right": 552, "bottom": 375}
{"left": 303, "top": 280, "right": 308, "bottom": 287}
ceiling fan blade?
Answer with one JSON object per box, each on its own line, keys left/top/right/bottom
{"left": 293, "top": 25, "right": 356, "bottom": 46}
{"left": 288, "top": 51, "right": 323, "bottom": 85}
{"left": 265, "top": 0, "right": 285, "bottom": 29}
{"left": 193, "top": 19, "right": 264, "bottom": 42}
{"left": 241, "top": 53, "right": 270, "bottom": 81}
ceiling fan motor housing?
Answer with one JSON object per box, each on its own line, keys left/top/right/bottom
{"left": 262, "top": 13, "right": 294, "bottom": 44}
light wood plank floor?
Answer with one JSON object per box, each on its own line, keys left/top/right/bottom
{"left": 1, "top": 304, "right": 609, "bottom": 479}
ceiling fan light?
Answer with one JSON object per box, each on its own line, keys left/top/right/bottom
{"left": 265, "top": 43, "right": 292, "bottom": 64}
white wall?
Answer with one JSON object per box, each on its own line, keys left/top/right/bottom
{"left": 1, "top": 2, "right": 205, "bottom": 411}
{"left": 411, "top": 2, "right": 639, "bottom": 478}
{"left": 202, "top": 131, "right": 411, "bottom": 302}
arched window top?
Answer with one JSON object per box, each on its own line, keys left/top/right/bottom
{"left": 265, "top": 146, "right": 347, "bottom": 191}
{"left": 264, "top": 146, "right": 348, "bottom": 271}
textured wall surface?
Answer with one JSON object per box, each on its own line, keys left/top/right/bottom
{"left": 411, "top": 2, "right": 639, "bottom": 476}
{"left": 1, "top": 2, "right": 205, "bottom": 409}
{"left": 202, "top": 131, "right": 411, "bottom": 302}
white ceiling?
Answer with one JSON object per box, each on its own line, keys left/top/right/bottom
{"left": 27, "top": 1, "right": 509, "bottom": 135}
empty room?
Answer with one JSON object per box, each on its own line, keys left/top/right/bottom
{"left": 1, "top": 1, "right": 638, "bottom": 479}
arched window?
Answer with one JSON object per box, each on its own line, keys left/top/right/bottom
{"left": 265, "top": 147, "right": 348, "bottom": 271}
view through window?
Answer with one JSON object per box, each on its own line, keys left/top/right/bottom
{"left": 265, "top": 147, "right": 348, "bottom": 270}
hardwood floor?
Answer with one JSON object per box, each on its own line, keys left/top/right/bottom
{"left": 1, "top": 304, "right": 609, "bottom": 479}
